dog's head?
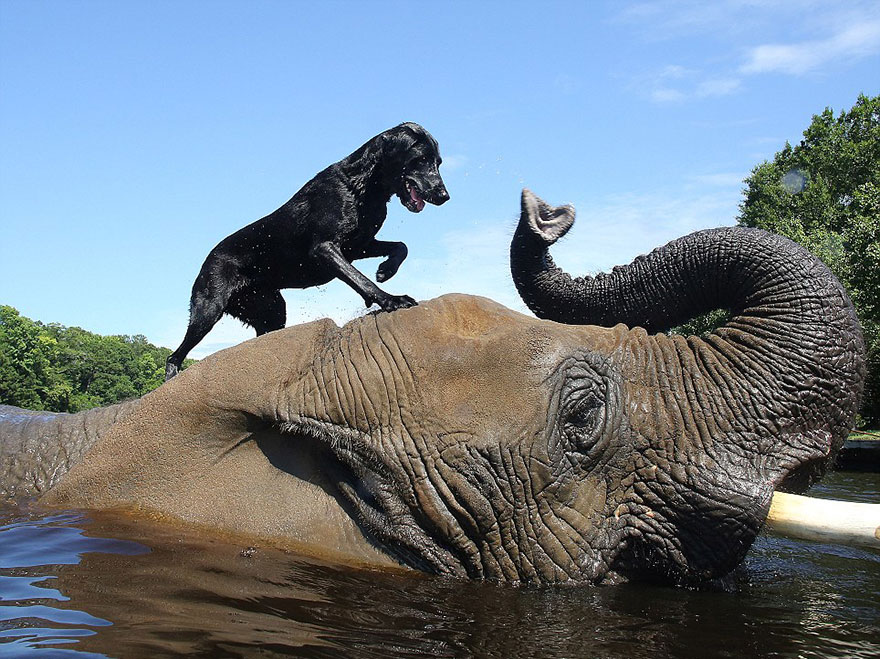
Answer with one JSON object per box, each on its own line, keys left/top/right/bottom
{"left": 383, "top": 122, "right": 449, "bottom": 213}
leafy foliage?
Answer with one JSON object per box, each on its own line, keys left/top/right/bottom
{"left": 672, "top": 94, "right": 879, "bottom": 425}
{"left": 669, "top": 309, "right": 730, "bottom": 339}
{"left": 0, "top": 305, "right": 192, "bottom": 412}
{"left": 738, "top": 94, "right": 879, "bottom": 426}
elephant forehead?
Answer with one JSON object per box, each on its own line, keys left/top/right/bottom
{"left": 385, "top": 296, "right": 545, "bottom": 403}
{"left": 374, "top": 295, "right": 619, "bottom": 427}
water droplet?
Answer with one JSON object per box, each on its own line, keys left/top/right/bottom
{"left": 781, "top": 168, "right": 807, "bottom": 194}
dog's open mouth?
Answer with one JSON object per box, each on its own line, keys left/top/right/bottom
{"left": 403, "top": 179, "right": 426, "bottom": 213}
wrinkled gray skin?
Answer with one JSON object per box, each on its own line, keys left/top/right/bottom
{"left": 0, "top": 190, "right": 866, "bottom": 587}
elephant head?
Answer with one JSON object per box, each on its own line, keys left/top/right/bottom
{"left": 507, "top": 190, "right": 866, "bottom": 581}
{"left": 2, "top": 190, "right": 865, "bottom": 587}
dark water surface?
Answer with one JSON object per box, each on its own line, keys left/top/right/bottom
{"left": 1, "top": 471, "right": 877, "bottom": 658}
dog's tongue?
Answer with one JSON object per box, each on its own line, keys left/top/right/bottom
{"left": 410, "top": 186, "right": 426, "bottom": 211}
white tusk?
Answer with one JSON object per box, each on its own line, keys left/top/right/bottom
{"left": 766, "top": 491, "right": 880, "bottom": 550}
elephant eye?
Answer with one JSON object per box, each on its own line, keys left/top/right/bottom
{"left": 568, "top": 393, "right": 602, "bottom": 428}
{"left": 549, "top": 356, "right": 614, "bottom": 460}
{"left": 562, "top": 388, "right": 606, "bottom": 452}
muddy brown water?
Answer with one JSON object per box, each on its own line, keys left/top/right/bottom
{"left": 1, "top": 471, "right": 877, "bottom": 658}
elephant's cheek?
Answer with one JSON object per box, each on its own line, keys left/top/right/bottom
{"left": 551, "top": 476, "right": 608, "bottom": 530}
{"left": 569, "top": 478, "right": 608, "bottom": 523}
{"left": 549, "top": 477, "right": 614, "bottom": 580}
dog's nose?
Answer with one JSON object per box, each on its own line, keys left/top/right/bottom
{"left": 434, "top": 186, "right": 450, "bottom": 205}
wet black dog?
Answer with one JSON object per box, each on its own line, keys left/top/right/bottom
{"left": 165, "top": 122, "right": 449, "bottom": 380}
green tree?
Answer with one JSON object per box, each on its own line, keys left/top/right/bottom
{"left": 0, "top": 305, "right": 193, "bottom": 412}
{"left": 737, "top": 93, "right": 880, "bottom": 426}
{"left": 0, "top": 306, "right": 70, "bottom": 409}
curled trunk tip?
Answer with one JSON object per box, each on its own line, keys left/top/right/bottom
{"left": 520, "top": 189, "right": 576, "bottom": 244}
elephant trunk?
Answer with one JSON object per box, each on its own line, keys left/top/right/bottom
{"left": 511, "top": 189, "right": 797, "bottom": 333}
{"left": 0, "top": 402, "right": 137, "bottom": 500}
{"left": 510, "top": 190, "right": 866, "bottom": 491}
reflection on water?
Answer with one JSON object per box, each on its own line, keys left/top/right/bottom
{"left": 0, "top": 471, "right": 878, "bottom": 658}
{"left": 0, "top": 511, "right": 145, "bottom": 658}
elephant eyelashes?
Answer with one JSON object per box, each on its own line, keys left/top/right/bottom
{"left": 567, "top": 394, "right": 603, "bottom": 429}
{"left": 561, "top": 383, "right": 607, "bottom": 454}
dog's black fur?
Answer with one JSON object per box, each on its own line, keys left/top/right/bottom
{"left": 165, "top": 122, "right": 449, "bottom": 380}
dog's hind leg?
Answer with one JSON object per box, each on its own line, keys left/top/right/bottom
{"left": 165, "top": 266, "right": 238, "bottom": 380}
{"left": 227, "top": 288, "right": 287, "bottom": 336}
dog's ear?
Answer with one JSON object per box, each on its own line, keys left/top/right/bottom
{"left": 396, "top": 122, "right": 425, "bottom": 140}
{"left": 381, "top": 124, "right": 421, "bottom": 166}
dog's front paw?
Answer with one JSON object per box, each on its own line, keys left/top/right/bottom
{"left": 377, "top": 294, "right": 417, "bottom": 312}
{"left": 376, "top": 259, "right": 401, "bottom": 283}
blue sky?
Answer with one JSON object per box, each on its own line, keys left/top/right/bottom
{"left": 1, "top": 1, "right": 878, "bottom": 359}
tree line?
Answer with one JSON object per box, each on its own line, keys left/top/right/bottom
{"left": 0, "top": 305, "right": 192, "bottom": 412}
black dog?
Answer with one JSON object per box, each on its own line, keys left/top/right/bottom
{"left": 165, "top": 122, "right": 449, "bottom": 380}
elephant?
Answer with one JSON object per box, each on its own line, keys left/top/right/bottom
{"left": 0, "top": 190, "right": 866, "bottom": 586}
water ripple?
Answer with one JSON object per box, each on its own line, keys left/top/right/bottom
{"left": 0, "top": 471, "right": 876, "bottom": 658}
